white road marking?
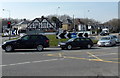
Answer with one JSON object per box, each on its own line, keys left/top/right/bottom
{"left": 31, "top": 59, "right": 59, "bottom": 63}
{"left": 89, "top": 53, "right": 117, "bottom": 57}
{"left": 1, "top": 58, "right": 63, "bottom": 67}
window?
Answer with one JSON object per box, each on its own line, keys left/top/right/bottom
{"left": 85, "top": 38, "right": 90, "bottom": 41}
{"left": 21, "top": 36, "right": 30, "bottom": 40}
{"left": 42, "top": 22, "right": 47, "bottom": 28}
{"left": 101, "top": 37, "right": 110, "bottom": 40}
{"left": 74, "top": 38, "right": 80, "bottom": 41}
{"left": 68, "top": 38, "right": 75, "bottom": 42}
{"left": 112, "top": 36, "right": 117, "bottom": 38}
{"left": 80, "top": 38, "right": 85, "bottom": 41}
{"left": 34, "top": 22, "right": 39, "bottom": 28}
{"left": 30, "top": 36, "right": 38, "bottom": 40}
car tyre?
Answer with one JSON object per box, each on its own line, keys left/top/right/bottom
{"left": 37, "top": 45, "right": 43, "bottom": 51}
{"left": 5, "top": 45, "right": 14, "bottom": 52}
{"left": 87, "top": 44, "right": 91, "bottom": 49}
{"left": 67, "top": 45, "right": 72, "bottom": 50}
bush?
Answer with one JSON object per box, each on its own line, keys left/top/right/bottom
{"left": 92, "top": 40, "right": 98, "bottom": 44}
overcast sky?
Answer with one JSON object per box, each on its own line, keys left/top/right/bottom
{"left": 1, "top": 1, "right": 118, "bottom": 23}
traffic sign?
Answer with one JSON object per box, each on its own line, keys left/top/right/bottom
{"left": 56, "top": 32, "right": 89, "bottom": 39}
{"left": 71, "top": 33, "right": 77, "bottom": 38}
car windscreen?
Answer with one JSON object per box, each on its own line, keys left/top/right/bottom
{"left": 100, "top": 37, "right": 110, "bottom": 40}
{"left": 68, "top": 38, "right": 75, "bottom": 42}
{"left": 112, "top": 36, "right": 117, "bottom": 38}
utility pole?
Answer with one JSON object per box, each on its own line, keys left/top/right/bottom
{"left": 73, "top": 15, "right": 75, "bottom": 32}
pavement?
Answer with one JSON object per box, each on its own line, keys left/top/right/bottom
{"left": 1, "top": 46, "right": 119, "bottom": 77}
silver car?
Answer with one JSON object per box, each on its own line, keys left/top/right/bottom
{"left": 109, "top": 35, "right": 120, "bottom": 44}
{"left": 97, "top": 36, "right": 116, "bottom": 47}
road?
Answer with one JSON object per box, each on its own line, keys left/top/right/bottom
{"left": 1, "top": 45, "right": 119, "bottom": 77}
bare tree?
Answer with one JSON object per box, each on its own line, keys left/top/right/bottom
{"left": 104, "top": 18, "right": 120, "bottom": 32}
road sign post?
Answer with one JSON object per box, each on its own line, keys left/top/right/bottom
{"left": 7, "top": 21, "right": 11, "bottom": 40}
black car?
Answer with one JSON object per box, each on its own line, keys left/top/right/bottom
{"left": 58, "top": 37, "right": 94, "bottom": 50}
{"left": 2, "top": 34, "right": 49, "bottom": 52}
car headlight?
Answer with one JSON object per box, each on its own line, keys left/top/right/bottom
{"left": 3, "top": 42, "right": 6, "bottom": 44}
{"left": 97, "top": 42, "right": 100, "bottom": 44}
{"left": 60, "top": 43, "right": 66, "bottom": 45}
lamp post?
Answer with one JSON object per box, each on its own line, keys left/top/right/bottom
{"left": 73, "top": 14, "right": 76, "bottom": 33}
{"left": 56, "top": 7, "right": 61, "bottom": 44}
{"left": 56, "top": 7, "right": 60, "bottom": 17}
{"left": 3, "top": 9, "right": 11, "bottom": 40}
{"left": 56, "top": 7, "right": 61, "bottom": 32}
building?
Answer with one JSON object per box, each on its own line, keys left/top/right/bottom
{"left": 62, "top": 19, "right": 73, "bottom": 31}
{"left": 77, "top": 19, "right": 88, "bottom": 31}
{"left": 27, "top": 16, "right": 56, "bottom": 34}
{"left": 12, "top": 19, "right": 30, "bottom": 33}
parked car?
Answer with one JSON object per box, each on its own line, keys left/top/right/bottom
{"left": 58, "top": 37, "right": 94, "bottom": 50}
{"left": 2, "top": 34, "right": 49, "bottom": 52}
{"left": 99, "top": 28, "right": 109, "bottom": 36}
{"left": 97, "top": 36, "right": 116, "bottom": 47}
{"left": 99, "top": 31, "right": 109, "bottom": 36}
{"left": 109, "top": 35, "right": 120, "bottom": 44}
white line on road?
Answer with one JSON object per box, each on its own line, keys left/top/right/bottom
{"left": 1, "top": 58, "right": 64, "bottom": 67}
{"left": 32, "top": 59, "right": 59, "bottom": 63}
{"left": 89, "top": 53, "right": 117, "bottom": 57}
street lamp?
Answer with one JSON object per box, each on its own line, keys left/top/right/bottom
{"left": 3, "top": 9, "right": 11, "bottom": 40}
{"left": 56, "top": 7, "right": 60, "bottom": 18}
{"left": 73, "top": 14, "right": 76, "bottom": 33}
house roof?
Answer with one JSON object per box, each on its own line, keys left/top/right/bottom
{"left": 16, "top": 20, "right": 30, "bottom": 26}
{"left": 27, "top": 17, "right": 55, "bottom": 28}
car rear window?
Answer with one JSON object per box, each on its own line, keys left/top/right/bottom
{"left": 38, "top": 35, "right": 48, "bottom": 40}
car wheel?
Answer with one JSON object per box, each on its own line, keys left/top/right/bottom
{"left": 87, "top": 44, "right": 91, "bottom": 49}
{"left": 67, "top": 45, "right": 72, "bottom": 50}
{"left": 37, "top": 45, "right": 43, "bottom": 51}
{"left": 5, "top": 45, "right": 14, "bottom": 52}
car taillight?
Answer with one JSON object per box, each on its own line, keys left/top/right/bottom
{"left": 46, "top": 40, "right": 49, "bottom": 43}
